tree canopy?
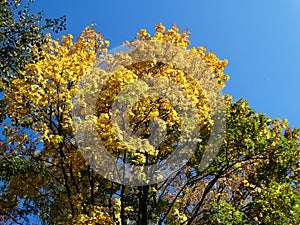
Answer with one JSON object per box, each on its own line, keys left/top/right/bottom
{"left": 0, "top": 21, "right": 299, "bottom": 225}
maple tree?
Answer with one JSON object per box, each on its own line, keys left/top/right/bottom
{"left": 0, "top": 22, "right": 299, "bottom": 225}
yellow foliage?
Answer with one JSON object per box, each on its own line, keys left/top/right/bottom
{"left": 2, "top": 23, "right": 231, "bottom": 224}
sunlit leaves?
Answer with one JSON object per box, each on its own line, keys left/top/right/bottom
{"left": 1, "top": 21, "right": 299, "bottom": 224}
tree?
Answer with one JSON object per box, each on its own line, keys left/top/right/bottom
{"left": 0, "top": 0, "right": 65, "bottom": 223}
{"left": 0, "top": 0, "right": 66, "bottom": 123}
{"left": 1, "top": 23, "right": 299, "bottom": 224}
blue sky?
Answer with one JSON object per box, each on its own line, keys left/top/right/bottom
{"left": 32, "top": 0, "right": 300, "bottom": 128}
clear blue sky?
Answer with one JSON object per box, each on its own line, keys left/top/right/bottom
{"left": 32, "top": 0, "right": 300, "bottom": 128}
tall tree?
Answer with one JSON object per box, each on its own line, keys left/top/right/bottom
{"left": 0, "top": 0, "right": 65, "bottom": 223}
{"left": 1, "top": 23, "right": 299, "bottom": 224}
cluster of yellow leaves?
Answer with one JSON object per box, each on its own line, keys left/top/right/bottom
{"left": 134, "top": 23, "right": 229, "bottom": 88}
{"left": 1, "top": 26, "right": 113, "bottom": 223}
{"left": 0, "top": 125, "right": 32, "bottom": 155}
{"left": 4, "top": 26, "right": 109, "bottom": 145}
{"left": 72, "top": 206, "right": 113, "bottom": 225}
{"left": 89, "top": 23, "right": 230, "bottom": 167}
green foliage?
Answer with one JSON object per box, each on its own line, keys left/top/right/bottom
{"left": 0, "top": 0, "right": 66, "bottom": 79}
{"left": 206, "top": 200, "right": 250, "bottom": 225}
{"left": 248, "top": 182, "right": 300, "bottom": 224}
